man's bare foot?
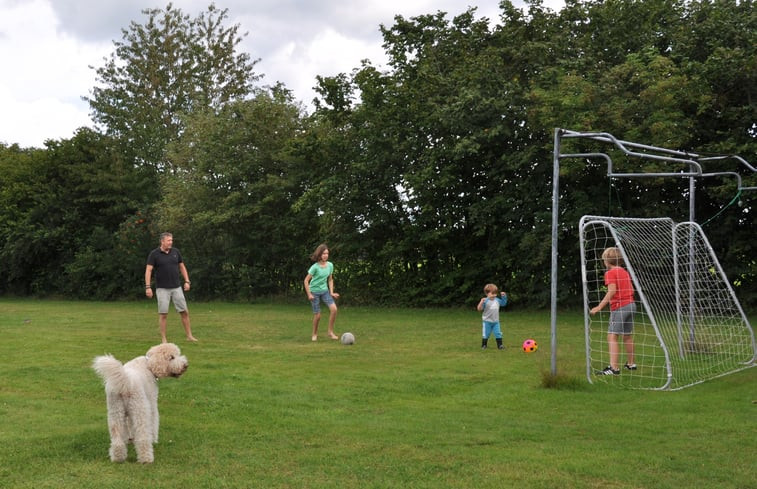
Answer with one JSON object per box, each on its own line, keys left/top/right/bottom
{"left": 187, "top": 336, "right": 198, "bottom": 342}
{"left": 311, "top": 335, "right": 318, "bottom": 341}
{"left": 329, "top": 333, "right": 339, "bottom": 340}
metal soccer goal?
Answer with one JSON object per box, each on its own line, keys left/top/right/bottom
{"left": 580, "top": 215, "right": 756, "bottom": 390}
{"left": 550, "top": 129, "right": 756, "bottom": 389}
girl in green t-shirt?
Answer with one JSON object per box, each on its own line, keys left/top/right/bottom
{"left": 304, "top": 243, "right": 340, "bottom": 341}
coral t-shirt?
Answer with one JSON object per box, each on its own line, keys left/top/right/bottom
{"left": 605, "top": 266, "right": 634, "bottom": 310}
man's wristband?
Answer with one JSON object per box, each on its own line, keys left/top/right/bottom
{"left": 145, "top": 285, "right": 151, "bottom": 288}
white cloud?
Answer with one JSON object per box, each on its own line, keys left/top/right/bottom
{"left": 0, "top": 0, "right": 564, "bottom": 148}
{"left": 0, "top": 86, "right": 92, "bottom": 146}
{"left": 257, "top": 26, "right": 386, "bottom": 105}
{"left": 0, "top": 0, "right": 108, "bottom": 146}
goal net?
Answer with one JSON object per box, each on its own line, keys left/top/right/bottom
{"left": 580, "top": 215, "right": 756, "bottom": 390}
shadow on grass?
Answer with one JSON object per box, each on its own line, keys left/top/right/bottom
{"left": 66, "top": 429, "right": 107, "bottom": 461}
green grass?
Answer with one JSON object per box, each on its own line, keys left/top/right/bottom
{"left": 1, "top": 299, "right": 754, "bottom": 488}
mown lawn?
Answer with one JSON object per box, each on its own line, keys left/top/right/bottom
{"left": 0, "top": 299, "right": 754, "bottom": 488}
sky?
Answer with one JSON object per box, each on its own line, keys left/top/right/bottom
{"left": 0, "top": 0, "right": 564, "bottom": 148}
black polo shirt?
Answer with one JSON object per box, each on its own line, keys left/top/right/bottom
{"left": 147, "top": 247, "right": 184, "bottom": 289}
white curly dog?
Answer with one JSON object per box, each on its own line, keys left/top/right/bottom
{"left": 92, "top": 343, "right": 188, "bottom": 463}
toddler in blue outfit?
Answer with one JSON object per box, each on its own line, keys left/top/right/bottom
{"left": 477, "top": 283, "right": 508, "bottom": 350}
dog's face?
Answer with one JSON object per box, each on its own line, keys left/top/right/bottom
{"left": 145, "top": 343, "right": 188, "bottom": 378}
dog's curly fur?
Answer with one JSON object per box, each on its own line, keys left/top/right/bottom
{"left": 92, "top": 343, "right": 188, "bottom": 463}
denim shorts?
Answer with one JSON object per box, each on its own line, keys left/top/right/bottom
{"left": 609, "top": 302, "right": 636, "bottom": 335}
{"left": 310, "top": 291, "right": 334, "bottom": 313}
{"left": 156, "top": 287, "right": 188, "bottom": 314}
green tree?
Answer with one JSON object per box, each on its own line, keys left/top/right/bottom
{"left": 0, "top": 131, "right": 152, "bottom": 297}
{"left": 158, "top": 86, "right": 315, "bottom": 299}
{"left": 527, "top": 0, "right": 755, "bottom": 304}
{"left": 300, "top": 0, "right": 754, "bottom": 308}
{"left": 0, "top": 143, "right": 49, "bottom": 294}
{"left": 1, "top": 0, "right": 752, "bottom": 308}
{"left": 301, "top": 6, "right": 550, "bottom": 305}
{"left": 86, "top": 2, "right": 260, "bottom": 168}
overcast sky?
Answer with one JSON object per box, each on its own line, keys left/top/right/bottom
{"left": 0, "top": 0, "right": 564, "bottom": 148}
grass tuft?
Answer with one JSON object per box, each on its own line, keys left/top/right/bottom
{"left": 539, "top": 369, "right": 587, "bottom": 390}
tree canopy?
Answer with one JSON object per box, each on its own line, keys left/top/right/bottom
{"left": 1, "top": 0, "right": 754, "bottom": 308}
{"left": 85, "top": 3, "right": 260, "bottom": 169}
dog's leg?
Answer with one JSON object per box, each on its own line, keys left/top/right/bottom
{"left": 134, "top": 437, "right": 154, "bottom": 463}
{"left": 132, "top": 398, "right": 155, "bottom": 463}
{"left": 107, "top": 393, "right": 128, "bottom": 462}
{"left": 149, "top": 390, "right": 160, "bottom": 443}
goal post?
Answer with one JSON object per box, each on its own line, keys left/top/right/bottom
{"left": 580, "top": 215, "right": 756, "bottom": 390}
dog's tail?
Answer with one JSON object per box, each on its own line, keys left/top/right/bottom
{"left": 92, "top": 354, "right": 129, "bottom": 394}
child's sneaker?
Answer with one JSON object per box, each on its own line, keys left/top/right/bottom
{"left": 498, "top": 345, "right": 505, "bottom": 350}
{"left": 481, "top": 344, "right": 487, "bottom": 350}
{"left": 624, "top": 363, "right": 637, "bottom": 371}
{"left": 597, "top": 366, "right": 620, "bottom": 375}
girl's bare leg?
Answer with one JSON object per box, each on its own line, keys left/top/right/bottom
{"left": 327, "top": 303, "right": 338, "bottom": 339}
{"left": 312, "top": 312, "right": 321, "bottom": 341}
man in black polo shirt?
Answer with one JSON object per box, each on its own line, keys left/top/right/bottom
{"left": 145, "top": 232, "right": 198, "bottom": 343}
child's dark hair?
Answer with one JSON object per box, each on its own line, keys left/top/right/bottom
{"left": 310, "top": 243, "right": 329, "bottom": 262}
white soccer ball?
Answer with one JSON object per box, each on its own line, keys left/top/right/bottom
{"left": 340, "top": 332, "right": 355, "bottom": 345}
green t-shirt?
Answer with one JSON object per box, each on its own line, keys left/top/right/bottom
{"left": 307, "top": 261, "right": 334, "bottom": 293}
